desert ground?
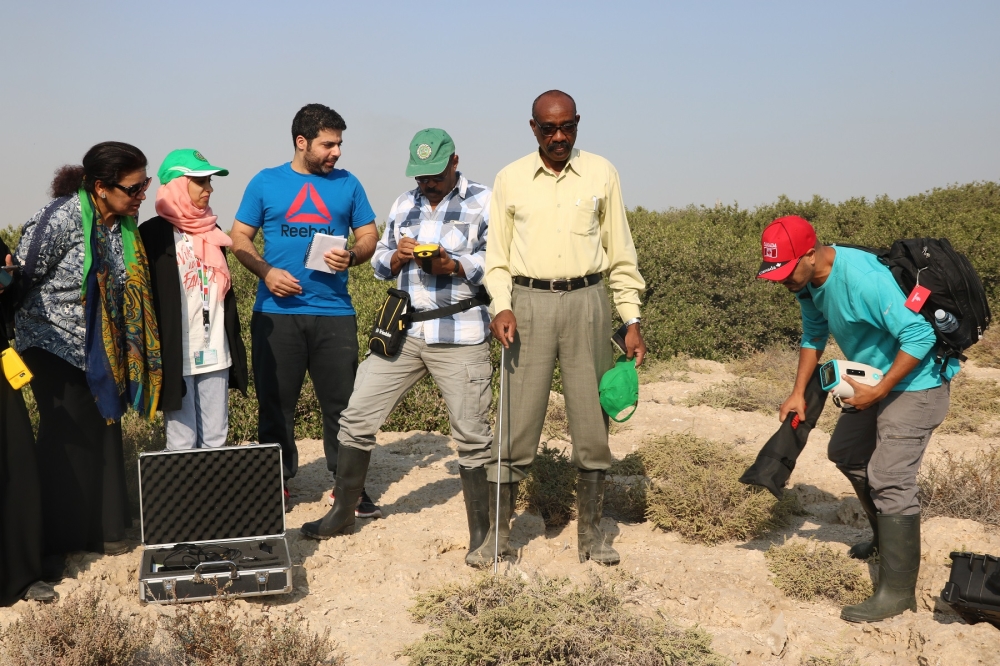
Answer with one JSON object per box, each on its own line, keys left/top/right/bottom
{"left": 2, "top": 360, "right": 999, "bottom": 665}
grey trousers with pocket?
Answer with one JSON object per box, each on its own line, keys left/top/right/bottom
{"left": 338, "top": 336, "right": 493, "bottom": 468}
{"left": 827, "top": 381, "right": 950, "bottom": 514}
{"left": 488, "top": 282, "right": 615, "bottom": 484}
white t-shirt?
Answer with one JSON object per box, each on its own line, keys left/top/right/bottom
{"left": 175, "top": 230, "right": 232, "bottom": 376}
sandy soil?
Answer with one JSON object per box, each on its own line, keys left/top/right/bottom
{"left": 2, "top": 361, "right": 999, "bottom": 664}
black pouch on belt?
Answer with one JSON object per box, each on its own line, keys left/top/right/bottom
{"left": 368, "top": 288, "right": 411, "bottom": 357}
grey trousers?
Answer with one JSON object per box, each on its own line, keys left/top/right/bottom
{"left": 827, "top": 381, "right": 950, "bottom": 514}
{"left": 488, "top": 282, "right": 614, "bottom": 484}
{"left": 339, "top": 336, "right": 493, "bottom": 468}
{"left": 164, "top": 368, "right": 230, "bottom": 450}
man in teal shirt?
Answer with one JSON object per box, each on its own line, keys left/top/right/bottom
{"left": 758, "top": 215, "right": 955, "bottom": 623}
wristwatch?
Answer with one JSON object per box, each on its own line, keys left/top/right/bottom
{"left": 623, "top": 317, "right": 641, "bottom": 327}
{"left": 450, "top": 258, "right": 462, "bottom": 276}
{"left": 348, "top": 250, "right": 356, "bottom": 267}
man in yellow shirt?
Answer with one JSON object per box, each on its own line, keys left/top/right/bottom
{"left": 468, "top": 90, "right": 646, "bottom": 567}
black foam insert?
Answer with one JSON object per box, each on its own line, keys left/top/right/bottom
{"left": 140, "top": 445, "right": 284, "bottom": 545}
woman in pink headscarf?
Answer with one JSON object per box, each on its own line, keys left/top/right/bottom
{"left": 139, "top": 149, "right": 247, "bottom": 450}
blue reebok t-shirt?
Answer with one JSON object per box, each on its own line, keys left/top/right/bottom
{"left": 235, "top": 163, "right": 376, "bottom": 315}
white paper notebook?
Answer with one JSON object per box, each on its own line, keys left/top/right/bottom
{"left": 303, "top": 233, "right": 348, "bottom": 273}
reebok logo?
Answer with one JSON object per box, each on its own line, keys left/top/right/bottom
{"left": 286, "top": 183, "right": 332, "bottom": 224}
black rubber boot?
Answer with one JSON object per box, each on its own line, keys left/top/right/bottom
{"left": 845, "top": 474, "right": 879, "bottom": 560}
{"left": 577, "top": 470, "right": 620, "bottom": 565}
{"left": 23, "top": 581, "right": 58, "bottom": 602}
{"left": 841, "top": 513, "right": 921, "bottom": 622}
{"left": 300, "top": 447, "right": 371, "bottom": 540}
{"left": 465, "top": 482, "right": 517, "bottom": 567}
{"left": 459, "top": 466, "right": 490, "bottom": 554}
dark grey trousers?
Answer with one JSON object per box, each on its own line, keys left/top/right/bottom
{"left": 827, "top": 381, "right": 950, "bottom": 514}
{"left": 251, "top": 312, "right": 358, "bottom": 479}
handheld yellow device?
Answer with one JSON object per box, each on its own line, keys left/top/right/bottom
{"left": 413, "top": 243, "right": 440, "bottom": 273}
{"left": 2, "top": 347, "right": 33, "bottom": 390}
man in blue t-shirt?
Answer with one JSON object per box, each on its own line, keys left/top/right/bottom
{"left": 758, "top": 215, "right": 955, "bottom": 624}
{"left": 231, "top": 103, "right": 381, "bottom": 518}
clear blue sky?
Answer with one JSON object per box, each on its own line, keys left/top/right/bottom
{"left": 1, "top": 1, "right": 997, "bottom": 229}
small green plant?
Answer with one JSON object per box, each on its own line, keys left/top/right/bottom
{"left": 0, "top": 587, "right": 158, "bottom": 666}
{"left": 640, "top": 433, "right": 799, "bottom": 544}
{"left": 519, "top": 443, "right": 578, "bottom": 526}
{"left": 919, "top": 447, "right": 1000, "bottom": 526}
{"left": 764, "top": 540, "right": 873, "bottom": 605}
{"left": 401, "top": 572, "right": 728, "bottom": 666}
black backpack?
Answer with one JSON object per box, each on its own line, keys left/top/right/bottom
{"left": 836, "top": 238, "right": 991, "bottom": 361}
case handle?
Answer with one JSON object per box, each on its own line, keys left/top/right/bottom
{"left": 193, "top": 560, "right": 239, "bottom": 582}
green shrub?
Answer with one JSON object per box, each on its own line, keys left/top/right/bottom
{"left": 402, "top": 572, "right": 728, "bottom": 666}
{"left": 764, "top": 541, "right": 873, "bottom": 605}
{"left": 518, "top": 443, "right": 578, "bottom": 527}
{"left": 640, "top": 433, "right": 799, "bottom": 544}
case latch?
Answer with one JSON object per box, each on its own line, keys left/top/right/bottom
{"left": 256, "top": 570, "right": 270, "bottom": 590}
{"left": 162, "top": 578, "right": 177, "bottom": 601}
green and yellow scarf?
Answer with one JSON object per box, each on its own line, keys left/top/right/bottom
{"left": 80, "top": 189, "right": 162, "bottom": 421}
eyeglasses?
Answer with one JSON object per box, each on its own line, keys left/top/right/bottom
{"left": 112, "top": 177, "right": 152, "bottom": 198}
{"left": 532, "top": 119, "right": 578, "bottom": 137}
{"left": 415, "top": 173, "right": 448, "bottom": 184}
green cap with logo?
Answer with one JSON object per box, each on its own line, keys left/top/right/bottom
{"left": 599, "top": 357, "right": 639, "bottom": 422}
{"left": 157, "top": 149, "right": 229, "bottom": 185}
{"left": 405, "top": 128, "right": 455, "bottom": 177}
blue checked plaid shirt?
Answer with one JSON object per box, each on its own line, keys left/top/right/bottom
{"left": 372, "top": 173, "right": 491, "bottom": 345}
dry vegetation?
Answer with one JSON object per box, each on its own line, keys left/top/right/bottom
{"left": 640, "top": 433, "right": 800, "bottom": 544}
{"left": 0, "top": 588, "right": 342, "bottom": 666}
{"left": 764, "top": 541, "right": 873, "bottom": 606}
{"left": 605, "top": 452, "right": 650, "bottom": 522}
{"left": 638, "top": 354, "right": 695, "bottom": 384}
{"left": 967, "top": 327, "right": 1000, "bottom": 368}
{"left": 919, "top": 446, "right": 1000, "bottom": 527}
{"left": 937, "top": 374, "right": 1000, "bottom": 435}
{"left": 401, "top": 572, "right": 728, "bottom": 666}
{"left": 518, "top": 443, "right": 578, "bottom": 527}
{"left": 801, "top": 650, "right": 862, "bottom": 666}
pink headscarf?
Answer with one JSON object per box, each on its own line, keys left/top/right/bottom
{"left": 155, "top": 177, "right": 232, "bottom": 297}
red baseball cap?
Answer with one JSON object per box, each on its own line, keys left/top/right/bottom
{"left": 757, "top": 216, "right": 817, "bottom": 281}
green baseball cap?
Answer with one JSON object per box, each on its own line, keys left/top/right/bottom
{"left": 599, "top": 357, "right": 639, "bottom": 422}
{"left": 157, "top": 149, "right": 229, "bottom": 185}
{"left": 405, "top": 128, "right": 455, "bottom": 177}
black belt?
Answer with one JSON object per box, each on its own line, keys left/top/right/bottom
{"left": 513, "top": 273, "right": 602, "bottom": 292}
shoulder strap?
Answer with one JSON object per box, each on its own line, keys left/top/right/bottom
{"left": 407, "top": 288, "right": 491, "bottom": 323}
{"left": 21, "top": 196, "right": 72, "bottom": 288}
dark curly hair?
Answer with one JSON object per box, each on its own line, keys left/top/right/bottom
{"left": 50, "top": 142, "right": 147, "bottom": 197}
{"left": 291, "top": 104, "right": 347, "bottom": 147}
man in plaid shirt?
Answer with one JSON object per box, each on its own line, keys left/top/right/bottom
{"left": 301, "top": 129, "right": 494, "bottom": 561}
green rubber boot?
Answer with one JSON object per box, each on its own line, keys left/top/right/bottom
{"left": 841, "top": 513, "right": 920, "bottom": 623}
{"left": 577, "top": 470, "right": 620, "bottom": 565}
{"left": 845, "top": 475, "right": 879, "bottom": 560}
{"left": 465, "top": 482, "right": 517, "bottom": 568}
{"left": 459, "top": 466, "right": 490, "bottom": 554}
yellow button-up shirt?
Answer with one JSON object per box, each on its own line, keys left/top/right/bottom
{"left": 484, "top": 149, "right": 645, "bottom": 321}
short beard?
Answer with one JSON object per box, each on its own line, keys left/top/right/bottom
{"left": 303, "top": 149, "right": 334, "bottom": 176}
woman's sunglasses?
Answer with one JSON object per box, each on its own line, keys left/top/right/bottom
{"left": 112, "top": 177, "right": 152, "bottom": 198}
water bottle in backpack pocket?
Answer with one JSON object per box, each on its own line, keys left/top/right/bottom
{"left": 934, "top": 309, "right": 971, "bottom": 349}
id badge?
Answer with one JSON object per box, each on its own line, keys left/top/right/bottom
{"left": 194, "top": 349, "right": 219, "bottom": 367}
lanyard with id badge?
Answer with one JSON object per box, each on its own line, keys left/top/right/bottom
{"left": 185, "top": 234, "right": 218, "bottom": 369}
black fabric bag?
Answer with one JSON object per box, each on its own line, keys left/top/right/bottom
{"left": 739, "top": 365, "right": 829, "bottom": 498}
{"left": 941, "top": 552, "right": 1000, "bottom": 628}
{"left": 837, "top": 238, "right": 991, "bottom": 361}
{"left": 367, "top": 287, "right": 491, "bottom": 358}
{"left": 368, "top": 288, "right": 411, "bottom": 357}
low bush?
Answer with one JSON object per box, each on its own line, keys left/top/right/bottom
{"left": 764, "top": 541, "right": 873, "bottom": 605}
{"left": 640, "top": 433, "right": 799, "bottom": 544}
{"left": 605, "top": 453, "right": 649, "bottom": 522}
{"left": 967, "top": 328, "right": 1000, "bottom": 369}
{"left": 401, "top": 572, "right": 728, "bottom": 666}
{"left": 919, "top": 447, "right": 1000, "bottom": 527}
{"left": 518, "top": 443, "right": 578, "bottom": 527}
{"left": 0, "top": 587, "right": 158, "bottom": 666}
{"left": 166, "top": 600, "right": 342, "bottom": 666}
{"left": 937, "top": 374, "right": 1000, "bottom": 435}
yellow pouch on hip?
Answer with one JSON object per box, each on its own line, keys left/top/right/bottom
{"left": 2, "top": 348, "right": 33, "bottom": 390}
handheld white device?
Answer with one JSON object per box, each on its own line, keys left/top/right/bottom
{"left": 819, "top": 359, "right": 884, "bottom": 399}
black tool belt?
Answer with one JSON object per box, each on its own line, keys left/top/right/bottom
{"left": 368, "top": 287, "right": 491, "bottom": 358}
{"left": 513, "top": 273, "right": 602, "bottom": 291}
